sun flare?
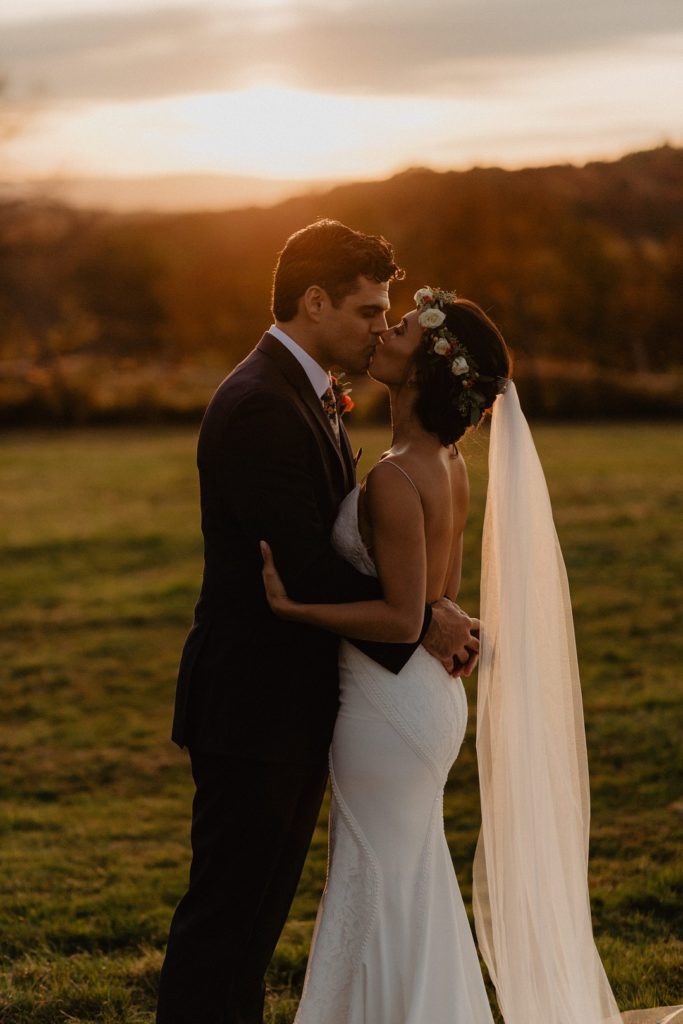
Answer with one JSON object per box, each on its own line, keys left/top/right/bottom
{"left": 9, "top": 84, "right": 451, "bottom": 180}
{"left": 6, "top": 37, "right": 683, "bottom": 183}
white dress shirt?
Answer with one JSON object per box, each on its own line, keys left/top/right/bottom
{"left": 268, "top": 323, "right": 331, "bottom": 400}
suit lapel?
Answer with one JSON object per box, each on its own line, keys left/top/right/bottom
{"left": 256, "top": 333, "right": 350, "bottom": 488}
{"left": 338, "top": 419, "right": 356, "bottom": 487}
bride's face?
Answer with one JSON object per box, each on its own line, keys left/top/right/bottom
{"left": 369, "top": 309, "right": 423, "bottom": 386}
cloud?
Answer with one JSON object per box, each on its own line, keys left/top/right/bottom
{"left": 2, "top": 0, "right": 682, "bottom": 104}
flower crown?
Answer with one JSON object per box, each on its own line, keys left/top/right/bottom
{"left": 414, "top": 286, "right": 510, "bottom": 427}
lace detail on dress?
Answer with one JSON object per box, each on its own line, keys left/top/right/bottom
{"left": 415, "top": 794, "right": 441, "bottom": 950}
{"left": 294, "top": 755, "right": 380, "bottom": 1023}
{"left": 331, "top": 486, "right": 376, "bottom": 577}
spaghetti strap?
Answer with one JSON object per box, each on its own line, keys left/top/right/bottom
{"left": 377, "top": 459, "right": 421, "bottom": 500}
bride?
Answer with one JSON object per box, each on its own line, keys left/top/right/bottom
{"left": 261, "top": 288, "right": 622, "bottom": 1024}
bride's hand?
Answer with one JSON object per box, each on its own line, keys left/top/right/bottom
{"left": 260, "top": 540, "right": 295, "bottom": 619}
{"left": 456, "top": 647, "right": 479, "bottom": 677}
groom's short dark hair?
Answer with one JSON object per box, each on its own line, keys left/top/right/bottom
{"left": 271, "top": 219, "right": 404, "bottom": 321}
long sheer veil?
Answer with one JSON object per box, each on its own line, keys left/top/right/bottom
{"left": 473, "top": 382, "right": 622, "bottom": 1024}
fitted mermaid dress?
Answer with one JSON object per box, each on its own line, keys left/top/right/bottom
{"left": 294, "top": 484, "right": 495, "bottom": 1024}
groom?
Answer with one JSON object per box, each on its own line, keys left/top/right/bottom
{"left": 156, "top": 219, "right": 480, "bottom": 1024}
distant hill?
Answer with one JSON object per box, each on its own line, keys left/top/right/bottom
{"left": 125, "top": 144, "right": 682, "bottom": 368}
{"left": 0, "top": 172, "right": 344, "bottom": 213}
{"left": 1, "top": 145, "right": 682, "bottom": 423}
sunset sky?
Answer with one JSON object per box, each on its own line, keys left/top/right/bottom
{"left": 2, "top": 0, "right": 682, "bottom": 182}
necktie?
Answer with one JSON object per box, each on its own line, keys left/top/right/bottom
{"left": 321, "top": 384, "right": 340, "bottom": 443}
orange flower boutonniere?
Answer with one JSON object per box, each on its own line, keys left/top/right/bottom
{"left": 331, "top": 373, "right": 354, "bottom": 417}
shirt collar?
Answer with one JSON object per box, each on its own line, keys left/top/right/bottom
{"left": 268, "top": 324, "right": 331, "bottom": 400}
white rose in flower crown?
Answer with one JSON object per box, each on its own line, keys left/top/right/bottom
{"left": 418, "top": 308, "right": 446, "bottom": 329}
{"left": 451, "top": 355, "right": 469, "bottom": 375}
{"left": 414, "top": 287, "right": 434, "bottom": 305}
{"left": 433, "top": 338, "right": 451, "bottom": 356}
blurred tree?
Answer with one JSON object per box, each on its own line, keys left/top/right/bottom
{"left": 1, "top": 145, "right": 681, "bottom": 422}
{"left": 0, "top": 201, "right": 99, "bottom": 424}
{"left": 72, "top": 226, "right": 168, "bottom": 357}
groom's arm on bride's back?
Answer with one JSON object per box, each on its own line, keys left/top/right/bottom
{"left": 208, "top": 390, "right": 379, "bottom": 604}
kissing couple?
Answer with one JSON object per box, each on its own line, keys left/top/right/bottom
{"left": 156, "top": 219, "right": 622, "bottom": 1024}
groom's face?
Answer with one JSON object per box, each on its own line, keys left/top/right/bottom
{"left": 319, "top": 276, "right": 390, "bottom": 374}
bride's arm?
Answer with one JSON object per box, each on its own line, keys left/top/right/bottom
{"left": 261, "top": 462, "right": 426, "bottom": 643}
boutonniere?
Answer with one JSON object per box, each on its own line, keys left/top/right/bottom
{"left": 330, "top": 373, "right": 355, "bottom": 416}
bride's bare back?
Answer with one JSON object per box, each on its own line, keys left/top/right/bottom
{"left": 358, "top": 446, "right": 469, "bottom": 605}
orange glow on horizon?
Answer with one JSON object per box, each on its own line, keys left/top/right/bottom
{"left": 5, "top": 41, "right": 683, "bottom": 183}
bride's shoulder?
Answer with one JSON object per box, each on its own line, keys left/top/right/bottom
{"left": 364, "top": 458, "right": 423, "bottom": 509}
{"left": 447, "top": 444, "right": 468, "bottom": 475}
{"left": 445, "top": 448, "right": 470, "bottom": 508}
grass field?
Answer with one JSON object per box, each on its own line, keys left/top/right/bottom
{"left": 0, "top": 421, "right": 681, "bottom": 1023}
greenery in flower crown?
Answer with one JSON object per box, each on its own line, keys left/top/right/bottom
{"left": 414, "top": 286, "right": 502, "bottom": 427}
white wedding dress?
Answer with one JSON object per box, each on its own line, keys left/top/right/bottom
{"left": 295, "top": 384, "right": 626, "bottom": 1024}
{"left": 294, "top": 483, "right": 495, "bottom": 1024}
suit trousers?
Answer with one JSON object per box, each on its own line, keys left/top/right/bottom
{"left": 156, "top": 749, "right": 329, "bottom": 1024}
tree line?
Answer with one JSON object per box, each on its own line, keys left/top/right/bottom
{"left": 1, "top": 145, "right": 681, "bottom": 424}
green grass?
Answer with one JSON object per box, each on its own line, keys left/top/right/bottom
{"left": 1, "top": 422, "right": 681, "bottom": 1022}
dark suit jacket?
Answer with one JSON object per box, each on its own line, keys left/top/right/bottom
{"left": 171, "top": 333, "right": 426, "bottom": 764}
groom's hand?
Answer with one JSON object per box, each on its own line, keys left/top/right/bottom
{"left": 423, "top": 598, "right": 480, "bottom": 678}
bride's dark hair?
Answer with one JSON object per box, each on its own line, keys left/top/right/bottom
{"left": 412, "top": 299, "right": 512, "bottom": 447}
